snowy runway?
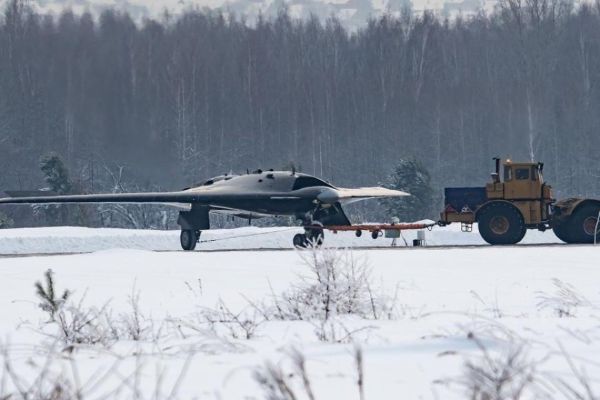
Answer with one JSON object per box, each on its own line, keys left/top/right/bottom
{"left": 0, "top": 223, "right": 562, "bottom": 255}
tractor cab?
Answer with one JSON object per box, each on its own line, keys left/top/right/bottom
{"left": 503, "top": 161, "right": 544, "bottom": 184}
{"left": 487, "top": 158, "right": 551, "bottom": 202}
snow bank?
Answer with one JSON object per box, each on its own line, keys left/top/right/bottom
{"left": 0, "top": 244, "right": 599, "bottom": 399}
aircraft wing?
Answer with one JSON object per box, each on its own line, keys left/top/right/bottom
{"left": 0, "top": 190, "right": 231, "bottom": 205}
{"left": 0, "top": 186, "right": 409, "bottom": 206}
{"left": 330, "top": 187, "right": 409, "bottom": 204}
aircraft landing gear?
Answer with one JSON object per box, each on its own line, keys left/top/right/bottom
{"left": 294, "top": 222, "right": 325, "bottom": 249}
{"left": 293, "top": 233, "right": 308, "bottom": 248}
{"left": 180, "top": 230, "right": 200, "bottom": 251}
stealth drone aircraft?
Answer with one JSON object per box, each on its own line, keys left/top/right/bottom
{"left": 0, "top": 170, "right": 408, "bottom": 250}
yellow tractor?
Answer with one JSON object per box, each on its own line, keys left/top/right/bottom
{"left": 439, "top": 158, "right": 600, "bottom": 245}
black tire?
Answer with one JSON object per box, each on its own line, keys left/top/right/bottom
{"left": 293, "top": 233, "right": 308, "bottom": 248}
{"left": 477, "top": 202, "right": 526, "bottom": 245}
{"left": 552, "top": 218, "right": 574, "bottom": 243}
{"left": 515, "top": 223, "right": 527, "bottom": 243}
{"left": 566, "top": 204, "right": 600, "bottom": 244}
{"left": 180, "top": 230, "right": 199, "bottom": 251}
{"left": 355, "top": 230, "right": 362, "bottom": 238}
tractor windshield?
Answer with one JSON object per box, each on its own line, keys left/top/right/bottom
{"left": 515, "top": 168, "right": 530, "bottom": 180}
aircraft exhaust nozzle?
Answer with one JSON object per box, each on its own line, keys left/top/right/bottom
{"left": 316, "top": 188, "right": 340, "bottom": 204}
{"left": 316, "top": 186, "right": 409, "bottom": 204}
{"left": 335, "top": 187, "right": 410, "bottom": 204}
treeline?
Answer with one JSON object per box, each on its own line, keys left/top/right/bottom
{"left": 1, "top": 0, "right": 600, "bottom": 227}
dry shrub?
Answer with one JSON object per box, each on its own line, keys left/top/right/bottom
{"left": 459, "top": 332, "right": 544, "bottom": 400}
{"left": 0, "top": 341, "right": 193, "bottom": 400}
{"left": 183, "top": 299, "right": 265, "bottom": 340}
{"left": 536, "top": 279, "right": 591, "bottom": 318}
{"left": 254, "top": 346, "right": 365, "bottom": 400}
{"left": 34, "top": 271, "right": 156, "bottom": 347}
{"left": 258, "top": 247, "right": 399, "bottom": 322}
{"left": 549, "top": 343, "right": 600, "bottom": 400}
{"left": 312, "top": 317, "right": 377, "bottom": 343}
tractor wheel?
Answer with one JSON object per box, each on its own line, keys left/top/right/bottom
{"left": 180, "top": 230, "right": 199, "bottom": 251}
{"left": 566, "top": 204, "right": 600, "bottom": 244}
{"left": 293, "top": 233, "right": 309, "bottom": 248}
{"left": 477, "top": 202, "right": 526, "bottom": 245}
{"left": 551, "top": 218, "right": 574, "bottom": 244}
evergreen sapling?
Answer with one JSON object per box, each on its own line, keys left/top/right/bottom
{"left": 35, "top": 269, "right": 70, "bottom": 322}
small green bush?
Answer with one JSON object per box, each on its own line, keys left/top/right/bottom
{"left": 0, "top": 212, "right": 13, "bottom": 229}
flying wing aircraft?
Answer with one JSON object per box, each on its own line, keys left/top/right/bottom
{"left": 0, "top": 170, "right": 409, "bottom": 250}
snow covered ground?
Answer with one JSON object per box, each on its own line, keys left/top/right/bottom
{"left": 1, "top": 226, "right": 599, "bottom": 399}
{"left": 0, "top": 223, "right": 561, "bottom": 254}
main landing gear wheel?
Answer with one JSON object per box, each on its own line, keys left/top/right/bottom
{"left": 477, "top": 202, "right": 526, "bottom": 245}
{"left": 567, "top": 204, "right": 600, "bottom": 244}
{"left": 180, "top": 230, "right": 200, "bottom": 251}
{"left": 293, "top": 233, "right": 309, "bottom": 248}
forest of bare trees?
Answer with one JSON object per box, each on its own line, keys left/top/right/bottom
{"left": 1, "top": 0, "right": 599, "bottom": 227}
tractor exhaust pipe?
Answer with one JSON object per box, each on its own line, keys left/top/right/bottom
{"left": 492, "top": 157, "right": 501, "bottom": 183}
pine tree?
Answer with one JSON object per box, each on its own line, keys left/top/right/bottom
{"left": 39, "top": 153, "right": 73, "bottom": 225}
{"left": 35, "top": 269, "right": 70, "bottom": 322}
{"left": 39, "top": 153, "right": 72, "bottom": 194}
{"left": 380, "top": 160, "right": 435, "bottom": 222}
{"left": 0, "top": 212, "right": 13, "bottom": 228}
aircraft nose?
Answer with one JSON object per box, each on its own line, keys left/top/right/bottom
{"left": 316, "top": 188, "right": 340, "bottom": 204}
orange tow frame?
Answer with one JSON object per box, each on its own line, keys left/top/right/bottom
{"left": 306, "top": 222, "right": 437, "bottom": 239}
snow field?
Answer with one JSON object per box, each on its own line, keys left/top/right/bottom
{"left": 1, "top": 238, "right": 600, "bottom": 398}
